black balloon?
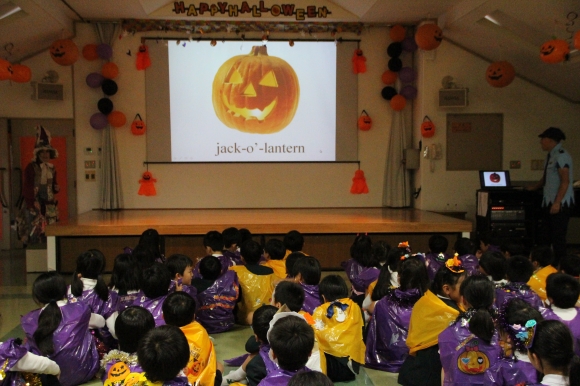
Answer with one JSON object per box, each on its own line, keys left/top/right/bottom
{"left": 101, "top": 79, "right": 118, "bottom": 96}
{"left": 381, "top": 86, "right": 397, "bottom": 101}
{"left": 388, "top": 57, "right": 403, "bottom": 72}
{"left": 387, "top": 42, "right": 403, "bottom": 58}
{"left": 97, "top": 98, "right": 113, "bottom": 114}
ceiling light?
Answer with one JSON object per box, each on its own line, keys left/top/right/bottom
{"left": 0, "top": 2, "right": 21, "bottom": 20}
{"left": 484, "top": 15, "right": 501, "bottom": 26}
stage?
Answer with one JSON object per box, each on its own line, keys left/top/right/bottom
{"left": 45, "top": 208, "right": 472, "bottom": 272}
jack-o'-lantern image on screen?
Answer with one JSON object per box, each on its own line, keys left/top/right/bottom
{"left": 212, "top": 45, "right": 300, "bottom": 134}
{"left": 489, "top": 172, "right": 501, "bottom": 183}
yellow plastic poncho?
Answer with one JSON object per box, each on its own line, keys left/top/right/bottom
{"left": 180, "top": 321, "right": 217, "bottom": 386}
{"left": 406, "top": 290, "right": 459, "bottom": 355}
{"left": 527, "top": 265, "right": 557, "bottom": 301}
{"left": 229, "top": 265, "right": 274, "bottom": 324}
{"left": 261, "top": 259, "right": 287, "bottom": 279}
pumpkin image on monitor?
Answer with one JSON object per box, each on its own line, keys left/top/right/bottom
{"left": 212, "top": 45, "right": 300, "bottom": 134}
{"left": 457, "top": 340, "right": 490, "bottom": 374}
{"left": 489, "top": 172, "right": 501, "bottom": 183}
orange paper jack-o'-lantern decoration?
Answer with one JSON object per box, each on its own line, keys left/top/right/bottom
{"left": 415, "top": 23, "right": 443, "bottom": 51}
{"left": 107, "top": 362, "right": 130, "bottom": 382}
{"left": 108, "top": 111, "right": 126, "bottom": 128}
{"left": 485, "top": 61, "right": 515, "bottom": 88}
{"left": 358, "top": 110, "right": 372, "bottom": 131}
{"left": 82, "top": 44, "right": 99, "bottom": 61}
{"left": 102, "top": 62, "right": 119, "bottom": 79}
{"left": 11, "top": 64, "right": 31, "bottom": 83}
{"left": 49, "top": 39, "right": 79, "bottom": 66}
{"left": 381, "top": 70, "right": 397, "bottom": 85}
{"left": 540, "top": 39, "right": 569, "bottom": 63}
{"left": 0, "top": 59, "right": 13, "bottom": 80}
{"left": 212, "top": 45, "right": 299, "bottom": 134}
{"left": 390, "top": 95, "right": 406, "bottom": 111}
{"left": 131, "top": 114, "right": 146, "bottom": 135}
{"left": 421, "top": 116, "right": 436, "bottom": 138}
{"left": 390, "top": 25, "right": 406, "bottom": 42}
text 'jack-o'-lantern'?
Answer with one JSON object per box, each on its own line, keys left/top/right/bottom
{"left": 131, "top": 114, "right": 146, "bottom": 135}
{"left": 457, "top": 340, "right": 490, "bottom": 374}
{"left": 415, "top": 23, "right": 443, "bottom": 51}
{"left": 540, "top": 39, "right": 569, "bottom": 64}
{"left": 358, "top": 110, "right": 372, "bottom": 131}
{"left": 212, "top": 45, "right": 300, "bottom": 134}
{"left": 486, "top": 61, "right": 515, "bottom": 88}
{"left": 50, "top": 39, "right": 79, "bottom": 66}
{"left": 421, "top": 116, "right": 435, "bottom": 138}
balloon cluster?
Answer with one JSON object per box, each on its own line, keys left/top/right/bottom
{"left": 83, "top": 44, "right": 126, "bottom": 130}
{"left": 381, "top": 25, "right": 418, "bottom": 111}
{"left": 0, "top": 59, "right": 31, "bottom": 83}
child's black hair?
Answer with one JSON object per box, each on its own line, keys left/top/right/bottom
{"left": 546, "top": 273, "right": 580, "bottom": 309}
{"left": 350, "top": 234, "right": 377, "bottom": 268}
{"left": 162, "top": 291, "right": 197, "bottom": 327}
{"left": 454, "top": 237, "right": 476, "bottom": 256}
{"left": 165, "top": 254, "right": 193, "bottom": 278}
{"left": 139, "top": 228, "right": 163, "bottom": 262}
{"left": 503, "top": 298, "right": 543, "bottom": 354}
{"left": 252, "top": 305, "right": 278, "bottom": 344}
{"left": 199, "top": 255, "right": 222, "bottom": 281}
{"left": 530, "top": 245, "right": 554, "bottom": 268}
{"left": 560, "top": 254, "right": 580, "bottom": 278}
{"left": 239, "top": 228, "right": 253, "bottom": 245}
{"left": 430, "top": 265, "right": 466, "bottom": 297}
{"left": 115, "top": 306, "right": 155, "bottom": 353}
{"left": 429, "top": 234, "right": 448, "bottom": 254}
{"left": 500, "top": 240, "right": 526, "bottom": 257}
{"left": 385, "top": 248, "right": 405, "bottom": 273}
{"left": 479, "top": 251, "right": 507, "bottom": 281}
{"left": 319, "top": 275, "right": 348, "bottom": 302}
{"left": 71, "top": 249, "right": 109, "bottom": 302}
{"left": 132, "top": 244, "right": 157, "bottom": 272}
{"left": 506, "top": 255, "right": 534, "bottom": 283}
{"left": 222, "top": 227, "right": 242, "bottom": 249}
{"left": 285, "top": 252, "right": 305, "bottom": 278}
{"left": 269, "top": 316, "right": 315, "bottom": 371}
{"left": 288, "top": 371, "right": 334, "bottom": 386}
{"left": 459, "top": 275, "right": 496, "bottom": 342}
{"left": 284, "top": 230, "right": 304, "bottom": 253}
{"left": 371, "top": 264, "right": 393, "bottom": 301}
{"left": 138, "top": 325, "right": 190, "bottom": 383}
{"left": 398, "top": 256, "right": 430, "bottom": 293}
{"left": 372, "top": 241, "right": 390, "bottom": 266}
{"left": 293, "top": 256, "right": 321, "bottom": 285}
{"left": 478, "top": 231, "right": 493, "bottom": 247}
{"left": 265, "top": 238, "right": 286, "bottom": 260}
{"left": 203, "top": 230, "right": 224, "bottom": 252}
{"left": 141, "top": 262, "right": 171, "bottom": 299}
{"left": 32, "top": 271, "right": 67, "bottom": 356}
{"left": 273, "top": 281, "right": 305, "bottom": 312}
{"left": 108, "top": 253, "right": 140, "bottom": 296}
{"left": 241, "top": 239, "right": 263, "bottom": 265}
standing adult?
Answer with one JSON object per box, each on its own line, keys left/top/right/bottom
{"left": 528, "top": 127, "right": 574, "bottom": 266}
{"left": 16, "top": 125, "right": 60, "bottom": 245}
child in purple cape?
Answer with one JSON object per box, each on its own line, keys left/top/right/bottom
{"left": 100, "top": 306, "right": 155, "bottom": 383}
{"left": 292, "top": 256, "right": 322, "bottom": 314}
{"left": 454, "top": 237, "right": 480, "bottom": 276}
{"left": 347, "top": 234, "right": 380, "bottom": 308}
{"left": 194, "top": 255, "right": 239, "bottom": 334}
{"left": 109, "top": 252, "right": 141, "bottom": 311}
{"left": 484, "top": 298, "right": 541, "bottom": 386}
{"left": 137, "top": 325, "right": 191, "bottom": 385}
{"left": 425, "top": 234, "right": 451, "bottom": 281}
{"left": 21, "top": 271, "right": 103, "bottom": 386}
{"left": 365, "top": 256, "right": 429, "bottom": 372}
{"left": 166, "top": 253, "right": 197, "bottom": 298}
{"left": 138, "top": 228, "right": 165, "bottom": 263}
{"left": 499, "top": 240, "right": 526, "bottom": 259}
{"left": 477, "top": 232, "right": 501, "bottom": 255}
{"left": 223, "top": 226, "right": 244, "bottom": 266}
{"left": 0, "top": 338, "right": 60, "bottom": 384}
{"left": 495, "top": 256, "right": 543, "bottom": 310}
{"left": 439, "top": 275, "right": 501, "bottom": 386}
{"left": 194, "top": 230, "right": 232, "bottom": 278}
{"left": 132, "top": 262, "right": 172, "bottom": 326}
{"left": 478, "top": 251, "right": 507, "bottom": 288}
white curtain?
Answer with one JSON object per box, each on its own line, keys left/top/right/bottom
{"left": 383, "top": 111, "right": 410, "bottom": 207}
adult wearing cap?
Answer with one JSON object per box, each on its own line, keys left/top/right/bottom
{"left": 528, "top": 127, "right": 574, "bottom": 266}
{"left": 16, "top": 125, "right": 60, "bottom": 245}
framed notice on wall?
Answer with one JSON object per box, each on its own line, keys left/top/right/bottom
{"left": 446, "top": 113, "right": 503, "bottom": 171}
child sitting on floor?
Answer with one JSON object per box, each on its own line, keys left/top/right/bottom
{"left": 454, "top": 237, "right": 479, "bottom": 276}
{"left": 495, "top": 255, "right": 543, "bottom": 310}
{"left": 424, "top": 234, "right": 451, "bottom": 281}
{"left": 283, "top": 230, "right": 306, "bottom": 258}
{"left": 222, "top": 227, "right": 244, "bottom": 266}
{"left": 527, "top": 245, "right": 557, "bottom": 301}
{"left": 479, "top": 250, "right": 507, "bottom": 287}
{"left": 292, "top": 256, "right": 322, "bottom": 314}
{"left": 285, "top": 252, "right": 305, "bottom": 279}
{"left": 165, "top": 253, "right": 197, "bottom": 297}
{"left": 348, "top": 234, "right": 380, "bottom": 308}
{"left": 261, "top": 238, "right": 287, "bottom": 279}
{"left": 132, "top": 262, "right": 172, "bottom": 326}
{"left": 109, "top": 252, "right": 141, "bottom": 311}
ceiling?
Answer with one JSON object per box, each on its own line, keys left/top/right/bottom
{"left": 0, "top": 0, "right": 579, "bottom": 102}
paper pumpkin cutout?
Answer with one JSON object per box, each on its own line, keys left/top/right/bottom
{"left": 350, "top": 170, "right": 369, "bottom": 194}
{"left": 352, "top": 49, "right": 367, "bottom": 74}
{"left": 138, "top": 171, "right": 157, "bottom": 196}
{"left": 50, "top": 39, "right": 79, "bottom": 66}
{"left": 136, "top": 45, "right": 151, "bottom": 70}
{"left": 421, "top": 116, "right": 436, "bottom": 138}
{"left": 131, "top": 114, "right": 146, "bottom": 135}
{"left": 358, "top": 110, "right": 372, "bottom": 131}
{"left": 415, "top": 23, "right": 443, "bottom": 51}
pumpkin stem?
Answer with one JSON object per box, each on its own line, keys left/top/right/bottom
{"left": 250, "top": 45, "right": 269, "bottom": 56}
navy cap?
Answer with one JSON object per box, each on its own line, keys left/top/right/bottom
{"left": 538, "top": 127, "right": 566, "bottom": 141}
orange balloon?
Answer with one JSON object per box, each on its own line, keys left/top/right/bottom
{"left": 0, "top": 59, "right": 13, "bottom": 80}
{"left": 390, "top": 95, "right": 406, "bottom": 111}
{"left": 381, "top": 70, "right": 397, "bottom": 85}
{"left": 415, "top": 23, "right": 443, "bottom": 51}
{"left": 82, "top": 44, "right": 99, "bottom": 61}
{"left": 575, "top": 30, "right": 580, "bottom": 51}
{"left": 390, "top": 25, "right": 406, "bottom": 42}
{"left": 540, "top": 39, "right": 570, "bottom": 64}
{"left": 102, "top": 62, "right": 119, "bottom": 79}
{"left": 11, "top": 64, "right": 31, "bottom": 83}
{"left": 108, "top": 111, "right": 126, "bottom": 127}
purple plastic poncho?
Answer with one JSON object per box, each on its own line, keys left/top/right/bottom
{"left": 540, "top": 307, "right": 580, "bottom": 356}
{"left": 258, "top": 344, "right": 278, "bottom": 374}
{"left": 196, "top": 270, "right": 239, "bottom": 333}
{"left": 193, "top": 254, "right": 234, "bottom": 279}
{"left": 132, "top": 294, "right": 167, "bottom": 326}
{"left": 483, "top": 357, "right": 538, "bottom": 386}
{"left": 365, "top": 288, "right": 421, "bottom": 372}
{"left": 301, "top": 283, "right": 321, "bottom": 315}
{"left": 224, "top": 249, "right": 244, "bottom": 266}
{"left": 168, "top": 281, "right": 197, "bottom": 298}
{"left": 100, "top": 350, "right": 144, "bottom": 382}
{"left": 113, "top": 289, "right": 142, "bottom": 312}
{"left": 21, "top": 301, "right": 100, "bottom": 386}
{"left": 350, "top": 267, "right": 380, "bottom": 294}
{"left": 494, "top": 283, "right": 544, "bottom": 310}
{"left": 258, "top": 367, "right": 310, "bottom": 386}
{"left": 439, "top": 318, "right": 501, "bottom": 386}
{"left": 162, "top": 376, "right": 190, "bottom": 385}
{"left": 341, "top": 258, "right": 364, "bottom": 284}
{"left": 0, "top": 338, "right": 30, "bottom": 384}
{"left": 425, "top": 252, "right": 450, "bottom": 281}
{"left": 459, "top": 254, "right": 480, "bottom": 276}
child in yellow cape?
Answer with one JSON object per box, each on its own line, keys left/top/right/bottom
{"left": 527, "top": 245, "right": 557, "bottom": 301}
{"left": 261, "top": 239, "right": 287, "bottom": 280}
{"left": 398, "top": 256, "right": 467, "bottom": 386}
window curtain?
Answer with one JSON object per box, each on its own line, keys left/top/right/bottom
{"left": 95, "top": 22, "right": 123, "bottom": 210}
{"left": 383, "top": 111, "right": 410, "bottom": 207}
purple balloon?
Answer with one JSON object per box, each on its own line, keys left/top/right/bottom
{"left": 400, "top": 85, "right": 417, "bottom": 100}
{"left": 90, "top": 112, "right": 108, "bottom": 130}
{"left": 402, "top": 36, "right": 418, "bottom": 52}
{"left": 86, "top": 72, "right": 104, "bottom": 88}
{"left": 97, "top": 43, "right": 113, "bottom": 60}
{"left": 399, "top": 67, "right": 416, "bottom": 83}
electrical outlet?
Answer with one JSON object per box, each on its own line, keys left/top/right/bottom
{"left": 509, "top": 160, "right": 521, "bottom": 169}
{"left": 85, "top": 170, "right": 96, "bottom": 181}
{"left": 84, "top": 160, "right": 96, "bottom": 168}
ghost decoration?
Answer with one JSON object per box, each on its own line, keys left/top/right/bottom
{"left": 350, "top": 170, "right": 369, "bottom": 194}
{"left": 352, "top": 49, "right": 367, "bottom": 74}
{"left": 136, "top": 44, "right": 151, "bottom": 70}
{"left": 138, "top": 171, "right": 157, "bottom": 196}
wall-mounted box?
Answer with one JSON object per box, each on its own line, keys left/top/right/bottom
{"left": 439, "top": 89, "right": 468, "bottom": 108}
{"left": 31, "top": 82, "right": 64, "bottom": 101}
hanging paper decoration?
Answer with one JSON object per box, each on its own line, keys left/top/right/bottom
{"left": 108, "top": 111, "right": 127, "bottom": 128}
{"left": 101, "top": 79, "right": 118, "bottom": 96}
{"left": 82, "top": 44, "right": 99, "bottom": 61}
{"left": 350, "top": 170, "right": 369, "bottom": 194}
{"left": 390, "top": 95, "right": 406, "bottom": 111}
{"left": 381, "top": 70, "right": 397, "bottom": 85}
{"left": 97, "top": 44, "right": 113, "bottom": 60}
{"left": 415, "top": 23, "right": 443, "bottom": 51}
{"left": 399, "top": 67, "right": 416, "bottom": 83}
{"left": 49, "top": 39, "right": 79, "bottom": 66}
{"left": 102, "top": 62, "right": 119, "bottom": 79}
{"left": 421, "top": 116, "right": 436, "bottom": 138}
{"left": 136, "top": 45, "right": 151, "bottom": 70}
{"left": 0, "top": 59, "right": 13, "bottom": 80}
{"left": 352, "top": 49, "right": 367, "bottom": 74}
{"left": 389, "top": 25, "right": 406, "bottom": 42}
{"left": 131, "top": 114, "right": 146, "bottom": 135}
{"left": 358, "top": 110, "right": 372, "bottom": 131}
{"left": 387, "top": 42, "right": 403, "bottom": 58}
{"left": 402, "top": 36, "right": 418, "bottom": 52}
{"left": 90, "top": 113, "right": 108, "bottom": 130}
{"left": 97, "top": 98, "right": 114, "bottom": 115}
{"left": 86, "top": 72, "right": 104, "bottom": 88}
{"left": 539, "top": 39, "right": 569, "bottom": 64}
{"left": 11, "top": 64, "right": 31, "bottom": 83}
{"left": 381, "top": 86, "right": 397, "bottom": 101}
{"left": 485, "top": 61, "right": 515, "bottom": 88}
{"left": 400, "top": 85, "right": 417, "bottom": 100}
{"left": 388, "top": 57, "right": 402, "bottom": 72}
{"left": 138, "top": 171, "right": 157, "bottom": 196}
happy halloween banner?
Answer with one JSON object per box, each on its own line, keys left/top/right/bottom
{"left": 172, "top": 1, "right": 332, "bottom": 20}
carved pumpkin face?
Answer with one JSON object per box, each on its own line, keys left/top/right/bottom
{"left": 0, "top": 59, "right": 13, "bottom": 80}
{"left": 212, "top": 45, "right": 300, "bottom": 134}
{"left": 131, "top": 119, "right": 146, "bottom": 135}
{"left": 486, "top": 61, "right": 515, "bottom": 88}
{"left": 50, "top": 39, "right": 79, "bottom": 66}
{"left": 142, "top": 172, "right": 152, "bottom": 181}
{"left": 540, "top": 39, "right": 569, "bottom": 64}
{"left": 107, "top": 362, "right": 130, "bottom": 381}
{"left": 421, "top": 120, "right": 435, "bottom": 138}
{"left": 358, "top": 114, "right": 372, "bottom": 131}
{"left": 415, "top": 24, "right": 443, "bottom": 51}
{"left": 457, "top": 341, "right": 490, "bottom": 374}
